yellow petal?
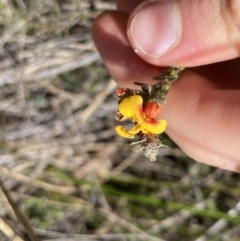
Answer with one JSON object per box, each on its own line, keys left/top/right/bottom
{"left": 127, "top": 124, "right": 142, "bottom": 135}
{"left": 115, "top": 125, "right": 135, "bottom": 139}
{"left": 118, "top": 95, "right": 143, "bottom": 119}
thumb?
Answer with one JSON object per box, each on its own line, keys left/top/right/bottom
{"left": 127, "top": 0, "right": 240, "bottom": 66}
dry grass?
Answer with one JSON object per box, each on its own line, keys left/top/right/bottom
{"left": 0, "top": 1, "right": 240, "bottom": 241}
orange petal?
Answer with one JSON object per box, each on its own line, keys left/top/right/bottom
{"left": 141, "top": 119, "right": 167, "bottom": 134}
{"left": 144, "top": 102, "right": 162, "bottom": 119}
{"left": 118, "top": 95, "right": 143, "bottom": 119}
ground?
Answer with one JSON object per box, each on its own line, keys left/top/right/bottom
{"left": 0, "top": 1, "right": 240, "bottom": 241}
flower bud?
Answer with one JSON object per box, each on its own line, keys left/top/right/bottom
{"left": 116, "top": 88, "right": 127, "bottom": 97}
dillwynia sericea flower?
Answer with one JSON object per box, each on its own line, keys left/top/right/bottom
{"left": 115, "top": 67, "right": 184, "bottom": 161}
{"left": 115, "top": 95, "right": 167, "bottom": 138}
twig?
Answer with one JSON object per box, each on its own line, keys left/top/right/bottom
{"left": 0, "top": 167, "right": 76, "bottom": 194}
{"left": 0, "top": 179, "right": 41, "bottom": 241}
{"left": 0, "top": 188, "right": 16, "bottom": 219}
{"left": 41, "top": 233, "right": 164, "bottom": 241}
{"left": 70, "top": 79, "right": 116, "bottom": 132}
{"left": 0, "top": 52, "right": 100, "bottom": 86}
{"left": 0, "top": 217, "right": 24, "bottom": 241}
{"left": 111, "top": 151, "right": 142, "bottom": 174}
{"left": 98, "top": 208, "right": 165, "bottom": 241}
{"left": 194, "top": 201, "right": 240, "bottom": 241}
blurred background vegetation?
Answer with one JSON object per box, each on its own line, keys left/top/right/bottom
{"left": 0, "top": 0, "right": 240, "bottom": 241}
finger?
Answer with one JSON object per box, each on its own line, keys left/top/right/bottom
{"left": 93, "top": 10, "right": 240, "bottom": 89}
{"left": 127, "top": 0, "right": 240, "bottom": 66}
{"left": 117, "top": 0, "right": 143, "bottom": 13}
{"left": 92, "top": 11, "right": 167, "bottom": 88}
{"left": 192, "top": 58, "right": 240, "bottom": 89}
{"left": 161, "top": 71, "right": 240, "bottom": 172}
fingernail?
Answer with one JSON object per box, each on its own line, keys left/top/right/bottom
{"left": 129, "top": 0, "right": 180, "bottom": 57}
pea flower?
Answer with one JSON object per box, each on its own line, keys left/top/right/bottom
{"left": 115, "top": 95, "right": 167, "bottom": 139}
{"left": 114, "top": 67, "right": 184, "bottom": 161}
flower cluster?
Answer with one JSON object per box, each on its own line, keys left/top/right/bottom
{"left": 115, "top": 67, "right": 184, "bottom": 161}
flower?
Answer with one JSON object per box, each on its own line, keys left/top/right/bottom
{"left": 115, "top": 95, "right": 167, "bottom": 139}
{"left": 114, "top": 67, "right": 184, "bottom": 161}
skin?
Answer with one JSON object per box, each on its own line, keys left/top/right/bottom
{"left": 92, "top": 0, "right": 240, "bottom": 172}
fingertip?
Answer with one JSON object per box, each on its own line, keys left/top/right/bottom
{"left": 127, "top": 0, "right": 181, "bottom": 66}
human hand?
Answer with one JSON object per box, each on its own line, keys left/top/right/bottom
{"left": 92, "top": 0, "right": 240, "bottom": 172}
